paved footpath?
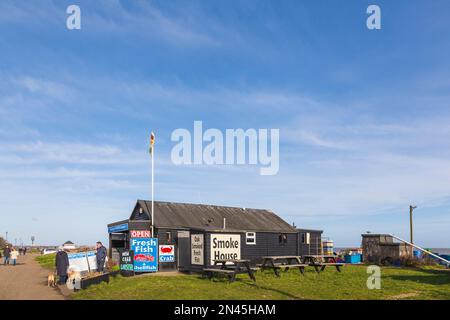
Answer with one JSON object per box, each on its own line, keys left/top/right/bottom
{"left": 0, "top": 254, "right": 64, "bottom": 300}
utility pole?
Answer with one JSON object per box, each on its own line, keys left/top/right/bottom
{"left": 5, "top": 231, "right": 8, "bottom": 242}
{"left": 409, "top": 205, "right": 417, "bottom": 244}
{"left": 410, "top": 205, "right": 417, "bottom": 256}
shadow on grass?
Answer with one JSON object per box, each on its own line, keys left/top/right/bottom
{"left": 386, "top": 268, "right": 450, "bottom": 286}
{"left": 196, "top": 273, "right": 304, "bottom": 300}
{"left": 241, "top": 281, "right": 304, "bottom": 300}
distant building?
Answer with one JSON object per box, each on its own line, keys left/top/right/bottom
{"left": 361, "top": 234, "right": 412, "bottom": 264}
{"left": 62, "top": 241, "right": 76, "bottom": 250}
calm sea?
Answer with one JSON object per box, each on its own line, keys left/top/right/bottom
{"left": 428, "top": 248, "right": 450, "bottom": 255}
{"left": 336, "top": 248, "right": 450, "bottom": 255}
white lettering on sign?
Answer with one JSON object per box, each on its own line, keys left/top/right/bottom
{"left": 130, "top": 238, "right": 157, "bottom": 253}
{"left": 210, "top": 234, "right": 241, "bottom": 265}
{"left": 191, "top": 234, "right": 204, "bottom": 265}
{"left": 130, "top": 230, "right": 151, "bottom": 238}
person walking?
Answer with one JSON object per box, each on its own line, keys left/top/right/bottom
{"left": 3, "top": 245, "right": 11, "bottom": 265}
{"left": 55, "top": 247, "right": 69, "bottom": 285}
{"left": 95, "top": 241, "right": 107, "bottom": 273}
{"left": 10, "top": 247, "right": 19, "bottom": 266}
{"left": 23, "top": 247, "right": 27, "bottom": 256}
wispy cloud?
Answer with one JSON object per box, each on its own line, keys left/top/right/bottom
{"left": 0, "top": 0, "right": 220, "bottom": 48}
{"left": 13, "top": 76, "right": 75, "bottom": 102}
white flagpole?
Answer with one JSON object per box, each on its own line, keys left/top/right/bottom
{"left": 151, "top": 135, "right": 154, "bottom": 237}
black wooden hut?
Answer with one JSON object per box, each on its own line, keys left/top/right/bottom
{"left": 108, "top": 200, "right": 323, "bottom": 272}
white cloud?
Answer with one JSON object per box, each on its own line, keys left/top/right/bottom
{"left": 0, "top": 0, "right": 220, "bottom": 48}
{"left": 13, "top": 76, "right": 74, "bottom": 101}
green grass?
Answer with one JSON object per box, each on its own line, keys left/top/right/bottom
{"left": 73, "top": 265, "right": 450, "bottom": 300}
{"left": 36, "top": 253, "right": 56, "bottom": 270}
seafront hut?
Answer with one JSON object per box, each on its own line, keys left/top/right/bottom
{"left": 108, "top": 200, "right": 323, "bottom": 272}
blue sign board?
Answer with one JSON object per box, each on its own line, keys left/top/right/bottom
{"left": 130, "top": 238, "right": 158, "bottom": 272}
{"left": 108, "top": 223, "right": 129, "bottom": 233}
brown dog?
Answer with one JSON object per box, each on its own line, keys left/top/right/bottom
{"left": 47, "top": 273, "right": 56, "bottom": 287}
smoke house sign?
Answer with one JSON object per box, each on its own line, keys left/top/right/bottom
{"left": 191, "top": 234, "right": 204, "bottom": 265}
{"left": 210, "top": 234, "right": 241, "bottom": 265}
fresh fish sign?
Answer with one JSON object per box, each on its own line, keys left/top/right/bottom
{"left": 130, "top": 238, "right": 158, "bottom": 272}
{"left": 159, "top": 245, "right": 175, "bottom": 262}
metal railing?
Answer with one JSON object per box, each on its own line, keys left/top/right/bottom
{"left": 391, "top": 234, "right": 450, "bottom": 266}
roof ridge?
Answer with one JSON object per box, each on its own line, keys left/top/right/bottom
{"left": 137, "top": 199, "right": 270, "bottom": 212}
{"left": 134, "top": 200, "right": 296, "bottom": 232}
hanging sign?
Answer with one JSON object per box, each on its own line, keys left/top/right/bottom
{"left": 130, "top": 230, "right": 151, "bottom": 238}
{"left": 108, "top": 223, "right": 129, "bottom": 233}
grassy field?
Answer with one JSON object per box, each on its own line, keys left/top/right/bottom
{"left": 72, "top": 265, "right": 450, "bottom": 300}
{"left": 36, "top": 253, "right": 56, "bottom": 270}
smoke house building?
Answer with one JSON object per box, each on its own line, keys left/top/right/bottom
{"left": 108, "top": 200, "right": 323, "bottom": 272}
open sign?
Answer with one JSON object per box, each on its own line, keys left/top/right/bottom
{"left": 130, "top": 230, "right": 151, "bottom": 238}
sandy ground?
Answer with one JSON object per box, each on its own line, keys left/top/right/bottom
{"left": 0, "top": 254, "right": 65, "bottom": 300}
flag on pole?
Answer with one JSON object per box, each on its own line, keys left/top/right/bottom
{"left": 149, "top": 132, "right": 155, "bottom": 154}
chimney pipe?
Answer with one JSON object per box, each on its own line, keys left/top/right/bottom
{"left": 223, "top": 218, "right": 226, "bottom": 230}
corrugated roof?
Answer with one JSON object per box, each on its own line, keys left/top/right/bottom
{"left": 133, "top": 200, "right": 296, "bottom": 233}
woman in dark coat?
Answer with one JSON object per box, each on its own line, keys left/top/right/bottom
{"left": 55, "top": 248, "right": 69, "bottom": 284}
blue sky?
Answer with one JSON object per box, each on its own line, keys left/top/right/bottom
{"left": 1, "top": 0, "right": 450, "bottom": 247}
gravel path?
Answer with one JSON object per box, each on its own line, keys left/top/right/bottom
{"left": 0, "top": 254, "right": 65, "bottom": 300}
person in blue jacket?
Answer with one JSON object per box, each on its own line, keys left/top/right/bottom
{"left": 96, "top": 241, "right": 107, "bottom": 273}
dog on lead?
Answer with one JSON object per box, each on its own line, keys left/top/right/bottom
{"left": 67, "top": 268, "right": 82, "bottom": 291}
{"left": 47, "top": 273, "right": 56, "bottom": 287}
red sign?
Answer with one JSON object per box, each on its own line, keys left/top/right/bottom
{"left": 160, "top": 246, "right": 173, "bottom": 254}
{"left": 130, "top": 230, "right": 151, "bottom": 238}
{"left": 134, "top": 254, "right": 155, "bottom": 262}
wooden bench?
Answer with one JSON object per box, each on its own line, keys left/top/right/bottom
{"left": 308, "top": 262, "right": 344, "bottom": 272}
{"left": 260, "top": 256, "right": 308, "bottom": 277}
{"left": 302, "top": 255, "right": 345, "bottom": 273}
{"left": 204, "top": 260, "right": 258, "bottom": 282}
{"left": 274, "top": 264, "right": 308, "bottom": 274}
{"left": 203, "top": 268, "right": 237, "bottom": 282}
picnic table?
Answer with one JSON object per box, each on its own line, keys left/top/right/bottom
{"left": 302, "top": 255, "right": 344, "bottom": 273}
{"left": 259, "top": 256, "right": 307, "bottom": 277}
{"left": 203, "top": 259, "right": 257, "bottom": 282}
